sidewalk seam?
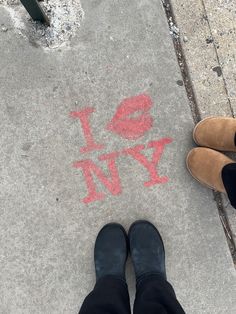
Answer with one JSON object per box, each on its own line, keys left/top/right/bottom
{"left": 214, "top": 192, "right": 236, "bottom": 266}
{"left": 162, "top": 0, "right": 236, "bottom": 266}
{"left": 161, "top": 0, "right": 201, "bottom": 124}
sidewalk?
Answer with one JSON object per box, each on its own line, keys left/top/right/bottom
{"left": 0, "top": 1, "right": 236, "bottom": 313}
{"left": 170, "top": 0, "right": 236, "bottom": 257}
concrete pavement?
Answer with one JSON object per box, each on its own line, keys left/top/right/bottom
{"left": 0, "top": 0, "right": 236, "bottom": 313}
{"left": 171, "top": 0, "right": 236, "bottom": 256}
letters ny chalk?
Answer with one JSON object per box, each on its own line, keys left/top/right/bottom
{"left": 70, "top": 94, "right": 173, "bottom": 204}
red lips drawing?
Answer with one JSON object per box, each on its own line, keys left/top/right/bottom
{"left": 106, "top": 94, "right": 153, "bottom": 140}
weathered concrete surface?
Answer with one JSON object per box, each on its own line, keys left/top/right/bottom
{"left": 204, "top": 0, "right": 236, "bottom": 113}
{"left": 170, "top": 0, "right": 233, "bottom": 117}
{"left": 171, "top": 0, "right": 236, "bottom": 255}
{"left": 0, "top": 1, "right": 236, "bottom": 313}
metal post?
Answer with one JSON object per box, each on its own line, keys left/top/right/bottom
{"left": 20, "top": 0, "right": 50, "bottom": 26}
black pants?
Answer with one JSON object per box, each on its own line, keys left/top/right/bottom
{"left": 79, "top": 274, "right": 185, "bottom": 314}
{"left": 222, "top": 163, "right": 236, "bottom": 209}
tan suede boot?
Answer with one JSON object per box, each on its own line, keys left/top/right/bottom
{"left": 186, "top": 147, "right": 235, "bottom": 193}
{"left": 193, "top": 116, "right": 236, "bottom": 152}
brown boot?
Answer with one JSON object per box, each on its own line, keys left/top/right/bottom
{"left": 193, "top": 116, "right": 236, "bottom": 152}
{"left": 186, "top": 147, "right": 234, "bottom": 193}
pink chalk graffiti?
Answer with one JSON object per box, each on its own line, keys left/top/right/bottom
{"left": 73, "top": 152, "right": 121, "bottom": 204}
{"left": 107, "top": 94, "right": 153, "bottom": 140}
{"left": 70, "top": 94, "right": 173, "bottom": 204}
{"left": 123, "top": 138, "right": 173, "bottom": 187}
{"left": 70, "top": 108, "right": 104, "bottom": 153}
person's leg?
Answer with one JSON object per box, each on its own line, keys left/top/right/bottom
{"left": 79, "top": 275, "right": 130, "bottom": 314}
{"left": 134, "top": 274, "right": 185, "bottom": 314}
{"left": 221, "top": 163, "right": 236, "bottom": 208}
{"left": 129, "top": 221, "right": 185, "bottom": 314}
{"left": 79, "top": 223, "right": 131, "bottom": 314}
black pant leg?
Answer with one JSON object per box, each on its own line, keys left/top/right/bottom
{"left": 222, "top": 163, "right": 236, "bottom": 209}
{"left": 134, "top": 274, "right": 185, "bottom": 314}
{"left": 79, "top": 275, "right": 131, "bottom": 314}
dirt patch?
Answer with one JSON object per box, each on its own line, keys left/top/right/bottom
{"left": 0, "top": 0, "right": 84, "bottom": 49}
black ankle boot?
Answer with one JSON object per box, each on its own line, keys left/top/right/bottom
{"left": 128, "top": 220, "right": 166, "bottom": 283}
{"left": 94, "top": 223, "right": 128, "bottom": 281}
{"left": 222, "top": 163, "right": 236, "bottom": 209}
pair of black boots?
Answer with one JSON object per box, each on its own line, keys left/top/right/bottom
{"left": 94, "top": 220, "right": 166, "bottom": 284}
{"left": 79, "top": 221, "right": 185, "bottom": 314}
